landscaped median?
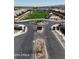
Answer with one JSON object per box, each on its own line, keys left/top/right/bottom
{"left": 35, "top": 39, "right": 48, "bottom": 59}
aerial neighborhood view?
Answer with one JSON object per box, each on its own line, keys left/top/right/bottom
{"left": 14, "top": 0, "right": 65, "bottom": 59}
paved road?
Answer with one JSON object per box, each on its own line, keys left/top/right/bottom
{"left": 14, "top": 21, "right": 34, "bottom": 59}
{"left": 14, "top": 20, "right": 65, "bottom": 59}
{"left": 43, "top": 21, "right": 65, "bottom": 59}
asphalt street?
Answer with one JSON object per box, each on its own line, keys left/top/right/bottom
{"left": 14, "top": 20, "right": 65, "bottom": 59}
{"left": 14, "top": 21, "right": 34, "bottom": 59}
{"left": 43, "top": 21, "right": 65, "bottom": 59}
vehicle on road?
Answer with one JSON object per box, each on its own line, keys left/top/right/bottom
{"left": 37, "top": 26, "right": 42, "bottom": 30}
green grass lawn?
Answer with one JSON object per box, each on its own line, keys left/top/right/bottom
{"left": 23, "top": 11, "right": 48, "bottom": 19}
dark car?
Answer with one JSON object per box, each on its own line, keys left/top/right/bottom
{"left": 37, "top": 26, "right": 42, "bottom": 30}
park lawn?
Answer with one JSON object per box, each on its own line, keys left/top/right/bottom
{"left": 23, "top": 11, "right": 48, "bottom": 19}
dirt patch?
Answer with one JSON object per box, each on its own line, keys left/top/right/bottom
{"left": 35, "top": 39, "right": 47, "bottom": 59}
